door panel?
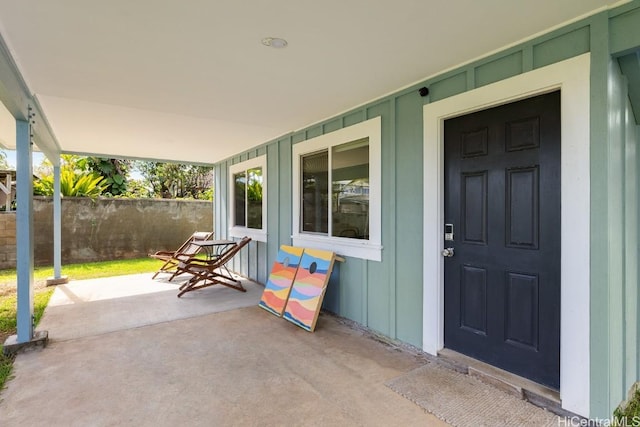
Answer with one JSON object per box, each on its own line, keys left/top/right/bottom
{"left": 506, "top": 166, "right": 539, "bottom": 248}
{"left": 462, "top": 172, "right": 487, "bottom": 244}
{"left": 505, "top": 272, "right": 539, "bottom": 350}
{"left": 461, "top": 265, "right": 487, "bottom": 334}
{"left": 444, "top": 91, "right": 560, "bottom": 389}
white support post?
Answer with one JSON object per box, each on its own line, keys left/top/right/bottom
{"left": 53, "top": 164, "right": 62, "bottom": 279}
{"left": 45, "top": 162, "right": 67, "bottom": 286}
{"left": 15, "top": 118, "right": 33, "bottom": 343}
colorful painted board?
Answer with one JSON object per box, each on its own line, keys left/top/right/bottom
{"left": 283, "top": 249, "right": 337, "bottom": 332}
{"left": 258, "top": 245, "right": 304, "bottom": 317}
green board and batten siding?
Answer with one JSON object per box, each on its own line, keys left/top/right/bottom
{"left": 214, "top": 2, "right": 640, "bottom": 419}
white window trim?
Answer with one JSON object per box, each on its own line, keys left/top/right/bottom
{"left": 422, "top": 53, "right": 590, "bottom": 416}
{"left": 292, "top": 116, "right": 382, "bottom": 261}
{"left": 229, "top": 156, "right": 267, "bottom": 242}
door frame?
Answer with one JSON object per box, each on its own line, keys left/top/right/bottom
{"left": 422, "top": 53, "right": 590, "bottom": 416}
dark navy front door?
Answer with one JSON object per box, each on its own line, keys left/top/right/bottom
{"left": 443, "top": 91, "right": 561, "bottom": 389}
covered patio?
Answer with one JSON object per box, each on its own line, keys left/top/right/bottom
{"left": 0, "top": 274, "right": 446, "bottom": 426}
{"left": 0, "top": 272, "right": 568, "bottom": 426}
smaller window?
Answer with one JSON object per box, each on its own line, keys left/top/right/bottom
{"left": 229, "top": 156, "right": 267, "bottom": 242}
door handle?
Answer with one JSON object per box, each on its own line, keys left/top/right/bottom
{"left": 441, "top": 247, "right": 455, "bottom": 257}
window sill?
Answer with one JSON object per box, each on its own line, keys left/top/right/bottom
{"left": 292, "top": 234, "right": 382, "bottom": 261}
{"left": 229, "top": 227, "right": 267, "bottom": 242}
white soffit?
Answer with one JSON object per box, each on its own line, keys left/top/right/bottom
{"left": 0, "top": 100, "right": 15, "bottom": 150}
{"left": 0, "top": 0, "right": 623, "bottom": 163}
{"left": 36, "top": 95, "right": 279, "bottom": 162}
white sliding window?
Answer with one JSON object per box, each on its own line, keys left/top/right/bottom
{"left": 293, "top": 117, "right": 382, "bottom": 261}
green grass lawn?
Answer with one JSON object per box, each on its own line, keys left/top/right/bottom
{"left": 0, "top": 288, "right": 54, "bottom": 392}
{"left": 0, "top": 257, "right": 161, "bottom": 393}
{"left": 0, "top": 257, "right": 160, "bottom": 285}
{"left": 0, "top": 289, "right": 56, "bottom": 335}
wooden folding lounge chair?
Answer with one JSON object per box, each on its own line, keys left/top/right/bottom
{"left": 177, "top": 236, "right": 252, "bottom": 297}
{"left": 150, "top": 231, "right": 213, "bottom": 280}
{"left": 168, "top": 239, "right": 237, "bottom": 281}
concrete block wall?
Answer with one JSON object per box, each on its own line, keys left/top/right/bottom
{"left": 0, "top": 212, "right": 16, "bottom": 268}
{"left": 0, "top": 197, "right": 213, "bottom": 268}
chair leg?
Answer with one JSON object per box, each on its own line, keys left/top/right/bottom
{"left": 152, "top": 259, "right": 179, "bottom": 280}
{"left": 177, "top": 274, "right": 246, "bottom": 297}
{"left": 177, "top": 269, "right": 208, "bottom": 295}
{"left": 215, "top": 277, "right": 246, "bottom": 292}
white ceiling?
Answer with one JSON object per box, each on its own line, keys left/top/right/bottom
{"left": 0, "top": 0, "right": 624, "bottom": 164}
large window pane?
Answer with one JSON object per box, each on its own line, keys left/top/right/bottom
{"left": 301, "top": 151, "right": 329, "bottom": 234}
{"left": 233, "top": 172, "right": 246, "bottom": 227}
{"left": 247, "top": 167, "right": 263, "bottom": 229}
{"left": 332, "top": 138, "right": 369, "bottom": 239}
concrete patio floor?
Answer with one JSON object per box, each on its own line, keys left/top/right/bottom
{"left": 0, "top": 274, "right": 448, "bottom": 426}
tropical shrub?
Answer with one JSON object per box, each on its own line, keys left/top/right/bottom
{"left": 33, "top": 159, "right": 107, "bottom": 197}
{"left": 81, "top": 157, "right": 130, "bottom": 196}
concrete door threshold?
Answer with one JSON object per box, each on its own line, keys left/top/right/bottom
{"left": 436, "top": 348, "right": 574, "bottom": 418}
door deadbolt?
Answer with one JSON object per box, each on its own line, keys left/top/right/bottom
{"left": 444, "top": 224, "right": 454, "bottom": 241}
